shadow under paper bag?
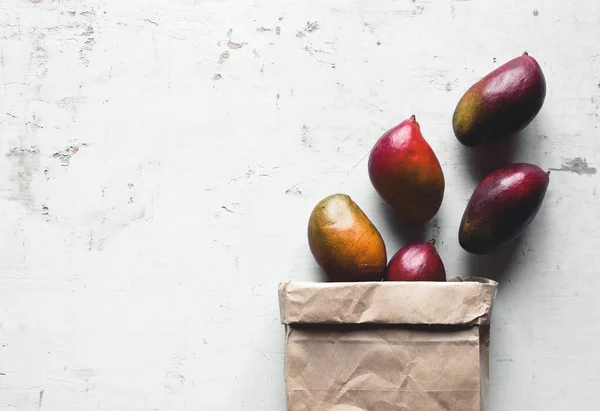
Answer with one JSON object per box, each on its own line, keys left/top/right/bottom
{"left": 277, "top": 277, "right": 498, "bottom": 410}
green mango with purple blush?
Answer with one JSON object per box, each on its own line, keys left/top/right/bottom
{"left": 452, "top": 52, "right": 546, "bottom": 147}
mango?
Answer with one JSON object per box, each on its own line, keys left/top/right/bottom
{"left": 459, "top": 163, "right": 550, "bottom": 254}
{"left": 368, "top": 115, "right": 445, "bottom": 223}
{"left": 308, "top": 194, "right": 387, "bottom": 282}
{"left": 452, "top": 52, "right": 546, "bottom": 147}
{"left": 385, "top": 239, "right": 446, "bottom": 282}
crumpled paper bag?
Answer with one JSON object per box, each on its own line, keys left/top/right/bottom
{"left": 278, "top": 277, "right": 497, "bottom": 411}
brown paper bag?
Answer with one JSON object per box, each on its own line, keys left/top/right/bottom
{"left": 278, "top": 277, "right": 498, "bottom": 411}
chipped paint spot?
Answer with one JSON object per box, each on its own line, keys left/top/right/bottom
{"left": 550, "top": 157, "right": 597, "bottom": 175}
{"left": 50, "top": 143, "right": 87, "bottom": 167}
{"left": 296, "top": 21, "right": 320, "bottom": 37}
{"left": 533, "top": 9, "right": 539, "bottom": 16}
{"left": 51, "top": 145, "right": 80, "bottom": 166}
{"left": 227, "top": 40, "right": 246, "bottom": 50}
{"left": 218, "top": 51, "right": 229, "bottom": 64}
{"left": 79, "top": 37, "right": 95, "bottom": 66}
{"left": 81, "top": 25, "right": 95, "bottom": 36}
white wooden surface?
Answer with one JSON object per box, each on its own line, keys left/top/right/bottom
{"left": 0, "top": 0, "right": 598, "bottom": 409}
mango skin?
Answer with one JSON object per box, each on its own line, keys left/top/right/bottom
{"left": 452, "top": 53, "right": 546, "bottom": 147}
{"left": 459, "top": 163, "right": 550, "bottom": 255}
{"left": 308, "top": 194, "right": 387, "bottom": 282}
{"left": 368, "top": 116, "right": 445, "bottom": 223}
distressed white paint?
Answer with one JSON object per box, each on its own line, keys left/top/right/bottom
{"left": 0, "top": 0, "right": 599, "bottom": 409}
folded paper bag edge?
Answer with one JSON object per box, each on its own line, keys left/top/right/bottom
{"left": 278, "top": 277, "right": 498, "bottom": 326}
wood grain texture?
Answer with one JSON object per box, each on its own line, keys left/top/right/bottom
{"left": 0, "top": 0, "right": 598, "bottom": 409}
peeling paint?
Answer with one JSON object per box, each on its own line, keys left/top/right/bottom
{"left": 218, "top": 51, "right": 229, "bottom": 64}
{"left": 550, "top": 157, "right": 597, "bottom": 175}
{"left": 296, "top": 21, "right": 320, "bottom": 38}
{"left": 227, "top": 40, "right": 246, "bottom": 50}
{"left": 51, "top": 145, "right": 81, "bottom": 166}
{"left": 81, "top": 25, "right": 95, "bottom": 36}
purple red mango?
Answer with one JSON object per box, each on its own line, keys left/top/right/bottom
{"left": 368, "top": 115, "right": 445, "bottom": 224}
{"left": 459, "top": 163, "right": 550, "bottom": 254}
{"left": 453, "top": 52, "right": 546, "bottom": 147}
